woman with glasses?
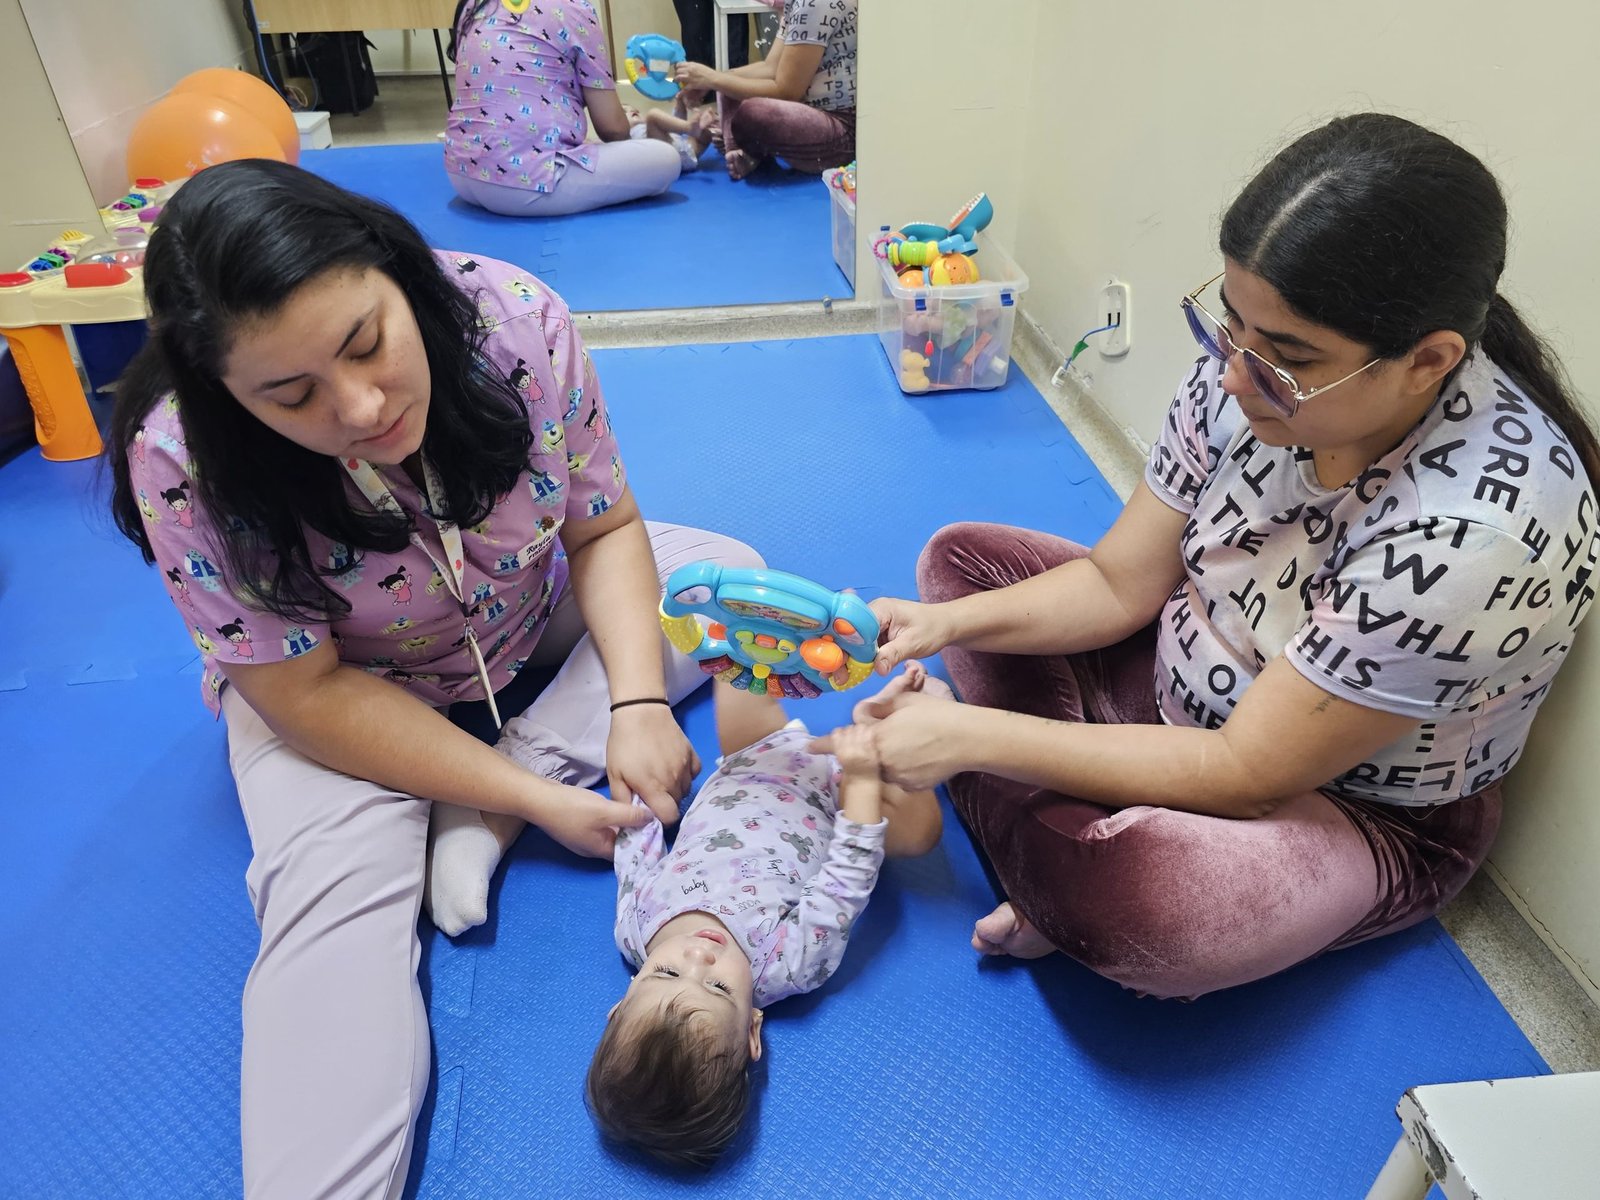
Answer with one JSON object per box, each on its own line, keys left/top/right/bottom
{"left": 847, "top": 113, "right": 1600, "bottom": 999}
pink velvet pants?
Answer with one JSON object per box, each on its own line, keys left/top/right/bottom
{"left": 920, "top": 522, "right": 1501, "bottom": 1000}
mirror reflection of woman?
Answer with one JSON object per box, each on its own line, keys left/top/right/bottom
{"left": 675, "top": 0, "right": 858, "bottom": 181}
{"left": 446, "top": 0, "right": 681, "bottom": 215}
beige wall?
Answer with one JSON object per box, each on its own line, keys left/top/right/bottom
{"left": 855, "top": 1, "right": 1037, "bottom": 298}
{"left": 0, "top": 0, "right": 99, "bottom": 266}
{"left": 864, "top": 0, "right": 1600, "bottom": 1000}
{"left": 20, "top": 0, "right": 253, "bottom": 204}
{"left": 1020, "top": 0, "right": 1600, "bottom": 1000}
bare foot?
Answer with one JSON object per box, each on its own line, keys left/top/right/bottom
{"left": 972, "top": 901, "right": 1056, "bottom": 959}
{"left": 725, "top": 149, "right": 759, "bottom": 181}
{"left": 854, "top": 661, "right": 952, "bottom": 724}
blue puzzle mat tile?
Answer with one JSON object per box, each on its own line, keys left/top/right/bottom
{"left": 300, "top": 143, "right": 846, "bottom": 311}
{"left": 0, "top": 335, "right": 1544, "bottom": 1199}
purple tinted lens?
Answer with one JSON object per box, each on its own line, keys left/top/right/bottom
{"left": 1243, "top": 355, "right": 1296, "bottom": 416}
{"left": 1183, "top": 302, "right": 1227, "bottom": 361}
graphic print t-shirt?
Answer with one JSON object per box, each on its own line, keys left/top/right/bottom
{"left": 1145, "top": 351, "right": 1596, "bottom": 806}
{"left": 778, "top": 0, "right": 858, "bottom": 112}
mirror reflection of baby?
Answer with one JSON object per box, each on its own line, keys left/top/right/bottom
{"left": 586, "top": 663, "right": 947, "bottom": 1165}
{"left": 624, "top": 86, "right": 718, "bottom": 173}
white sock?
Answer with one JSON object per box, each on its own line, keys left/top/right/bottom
{"left": 424, "top": 803, "right": 508, "bottom": 937}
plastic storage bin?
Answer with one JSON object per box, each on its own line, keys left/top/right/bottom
{"left": 876, "top": 237, "right": 1030, "bottom": 393}
{"left": 822, "top": 168, "right": 856, "bottom": 289}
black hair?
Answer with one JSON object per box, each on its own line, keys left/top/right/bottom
{"left": 585, "top": 997, "right": 752, "bottom": 1168}
{"left": 107, "top": 159, "right": 534, "bottom": 622}
{"left": 447, "top": 0, "right": 498, "bottom": 60}
{"left": 1221, "top": 112, "right": 1599, "bottom": 485}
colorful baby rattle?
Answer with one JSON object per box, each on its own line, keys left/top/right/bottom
{"left": 623, "top": 33, "right": 685, "bottom": 101}
{"left": 659, "top": 562, "right": 880, "bottom": 697}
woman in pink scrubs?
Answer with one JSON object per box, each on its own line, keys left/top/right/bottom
{"left": 108, "top": 160, "right": 758, "bottom": 1196}
{"left": 446, "top": 0, "right": 681, "bottom": 215}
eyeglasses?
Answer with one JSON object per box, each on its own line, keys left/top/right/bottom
{"left": 1180, "top": 271, "right": 1381, "bottom": 419}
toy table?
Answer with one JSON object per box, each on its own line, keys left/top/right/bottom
{"left": 0, "top": 264, "right": 145, "bottom": 462}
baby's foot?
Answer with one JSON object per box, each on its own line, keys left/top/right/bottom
{"left": 725, "top": 149, "right": 759, "bottom": 180}
{"left": 426, "top": 804, "right": 522, "bottom": 936}
{"left": 972, "top": 901, "right": 1056, "bottom": 959}
{"left": 855, "top": 662, "right": 952, "bottom": 723}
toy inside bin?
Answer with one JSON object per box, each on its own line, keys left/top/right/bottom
{"left": 822, "top": 166, "right": 857, "bottom": 290}
{"left": 877, "top": 237, "right": 1029, "bottom": 394}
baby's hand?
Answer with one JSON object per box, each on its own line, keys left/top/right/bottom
{"left": 828, "top": 723, "right": 880, "bottom": 777}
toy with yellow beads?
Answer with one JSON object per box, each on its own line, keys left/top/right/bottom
{"left": 660, "top": 563, "right": 879, "bottom": 697}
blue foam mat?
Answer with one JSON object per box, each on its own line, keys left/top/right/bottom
{"left": 299, "top": 143, "right": 847, "bottom": 311}
{"left": 0, "top": 335, "right": 1543, "bottom": 1198}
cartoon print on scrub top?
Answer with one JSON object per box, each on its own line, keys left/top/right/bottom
{"left": 165, "top": 567, "right": 196, "bottom": 609}
{"left": 283, "top": 627, "right": 320, "bottom": 658}
{"left": 127, "top": 255, "right": 626, "bottom": 719}
{"left": 216, "top": 617, "right": 255, "bottom": 659}
{"left": 378, "top": 565, "right": 414, "bottom": 604}
{"left": 161, "top": 480, "right": 195, "bottom": 529}
{"left": 186, "top": 550, "right": 223, "bottom": 592}
{"left": 328, "top": 542, "right": 366, "bottom": 590}
{"left": 507, "top": 357, "right": 541, "bottom": 399}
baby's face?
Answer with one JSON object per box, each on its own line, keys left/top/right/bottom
{"left": 616, "top": 924, "right": 763, "bottom": 1060}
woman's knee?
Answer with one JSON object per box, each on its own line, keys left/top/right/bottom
{"left": 916, "top": 522, "right": 991, "bottom": 603}
{"left": 917, "top": 522, "right": 1091, "bottom": 604}
{"left": 246, "top": 788, "right": 429, "bottom": 933}
{"left": 646, "top": 522, "right": 765, "bottom": 579}
{"left": 726, "top": 96, "right": 800, "bottom": 154}
{"left": 628, "top": 137, "right": 683, "bottom": 191}
{"left": 1021, "top": 800, "right": 1374, "bottom": 998}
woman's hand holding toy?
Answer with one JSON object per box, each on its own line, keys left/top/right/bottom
{"left": 869, "top": 597, "right": 958, "bottom": 675}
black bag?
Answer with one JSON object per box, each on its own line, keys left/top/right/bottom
{"left": 295, "top": 32, "right": 379, "bottom": 115}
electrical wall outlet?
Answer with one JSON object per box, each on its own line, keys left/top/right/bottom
{"left": 1100, "top": 279, "right": 1132, "bottom": 357}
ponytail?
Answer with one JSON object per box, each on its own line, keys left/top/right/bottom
{"left": 446, "top": 0, "right": 493, "bottom": 61}
{"left": 1481, "top": 293, "right": 1600, "bottom": 488}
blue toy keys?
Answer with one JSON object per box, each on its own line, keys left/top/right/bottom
{"left": 660, "top": 563, "right": 880, "bottom": 697}
{"left": 623, "top": 33, "right": 685, "bottom": 101}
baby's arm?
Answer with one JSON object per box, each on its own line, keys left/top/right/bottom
{"left": 831, "top": 724, "right": 883, "bottom": 825}
{"left": 769, "top": 739, "right": 888, "bottom": 996}
{"left": 611, "top": 800, "right": 667, "bottom": 965}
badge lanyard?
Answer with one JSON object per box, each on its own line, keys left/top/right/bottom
{"left": 342, "top": 456, "right": 503, "bottom": 729}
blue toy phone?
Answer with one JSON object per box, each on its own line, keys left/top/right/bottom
{"left": 660, "top": 562, "right": 880, "bottom": 697}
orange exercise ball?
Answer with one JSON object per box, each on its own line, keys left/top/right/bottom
{"left": 172, "top": 67, "right": 299, "bottom": 164}
{"left": 126, "top": 93, "right": 286, "bottom": 183}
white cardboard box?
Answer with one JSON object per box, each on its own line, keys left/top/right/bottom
{"left": 294, "top": 111, "right": 332, "bottom": 151}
